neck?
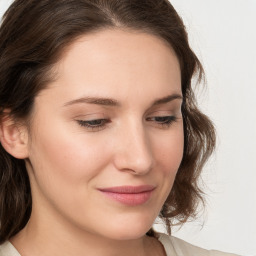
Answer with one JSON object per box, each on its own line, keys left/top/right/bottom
{"left": 10, "top": 209, "right": 164, "bottom": 256}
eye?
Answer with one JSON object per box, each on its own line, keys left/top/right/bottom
{"left": 76, "top": 119, "right": 110, "bottom": 131}
{"left": 146, "top": 115, "right": 177, "bottom": 128}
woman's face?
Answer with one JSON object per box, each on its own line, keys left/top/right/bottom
{"left": 25, "top": 28, "right": 184, "bottom": 240}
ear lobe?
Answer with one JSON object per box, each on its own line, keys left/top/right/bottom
{"left": 0, "top": 113, "right": 29, "bottom": 159}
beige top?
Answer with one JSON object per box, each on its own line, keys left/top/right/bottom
{"left": 0, "top": 232, "right": 239, "bottom": 256}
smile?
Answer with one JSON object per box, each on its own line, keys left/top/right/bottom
{"left": 98, "top": 185, "right": 156, "bottom": 206}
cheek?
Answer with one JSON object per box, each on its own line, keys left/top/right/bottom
{"left": 145, "top": 126, "right": 184, "bottom": 217}
{"left": 26, "top": 120, "right": 114, "bottom": 224}
{"left": 153, "top": 127, "right": 184, "bottom": 177}
{"left": 28, "top": 119, "right": 111, "bottom": 187}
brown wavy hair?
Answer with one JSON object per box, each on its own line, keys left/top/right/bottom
{"left": 0, "top": 0, "right": 215, "bottom": 243}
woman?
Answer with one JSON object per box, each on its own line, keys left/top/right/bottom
{"left": 0, "top": 0, "right": 238, "bottom": 255}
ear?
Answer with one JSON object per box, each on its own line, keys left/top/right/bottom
{"left": 0, "top": 112, "right": 29, "bottom": 159}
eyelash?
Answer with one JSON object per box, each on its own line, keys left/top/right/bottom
{"left": 146, "top": 116, "right": 177, "bottom": 127}
{"left": 77, "top": 119, "right": 110, "bottom": 131}
{"left": 76, "top": 116, "right": 177, "bottom": 131}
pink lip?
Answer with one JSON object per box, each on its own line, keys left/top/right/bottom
{"left": 98, "top": 185, "right": 155, "bottom": 206}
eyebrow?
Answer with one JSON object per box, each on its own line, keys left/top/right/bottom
{"left": 63, "top": 93, "right": 183, "bottom": 107}
{"left": 151, "top": 94, "right": 183, "bottom": 106}
{"left": 63, "top": 97, "right": 119, "bottom": 107}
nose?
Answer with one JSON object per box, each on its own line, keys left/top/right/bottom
{"left": 113, "top": 120, "right": 154, "bottom": 175}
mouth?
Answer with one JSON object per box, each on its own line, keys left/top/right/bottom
{"left": 98, "top": 185, "right": 156, "bottom": 206}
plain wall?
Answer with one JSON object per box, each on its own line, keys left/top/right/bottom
{"left": 0, "top": 0, "right": 255, "bottom": 255}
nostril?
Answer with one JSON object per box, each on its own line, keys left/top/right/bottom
{"left": 113, "top": 123, "right": 154, "bottom": 174}
{"left": 113, "top": 145, "right": 154, "bottom": 175}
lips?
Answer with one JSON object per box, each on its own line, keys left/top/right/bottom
{"left": 98, "top": 185, "right": 155, "bottom": 206}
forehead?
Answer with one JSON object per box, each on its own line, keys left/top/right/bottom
{"left": 42, "top": 28, "right": 181, "bottom": 104}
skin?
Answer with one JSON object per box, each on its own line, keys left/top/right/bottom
{"left": 9, "top": 28, "right": 184, "bottom": 256}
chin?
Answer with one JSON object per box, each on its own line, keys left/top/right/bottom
{"left": 106, "top": 228, "right": 150, "bottom": 241}
{"left": 101, "top": 213, "right": 155, "bottom": 241}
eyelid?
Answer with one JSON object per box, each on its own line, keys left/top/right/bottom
{"left": 76, "top": 118, "right": 111, "bottom": 132}
{"left": 74, "top": 108, "right": 181, "bottom": 132}
{"left": 146, "top": 115, "right": 177, "bottom": 122}
{"left": 145, "top": 114, "right": 179, "bottom": 129}
{"left": 73, "top": 112, "right": 106, "bottom": 119}
{"left": 146, "top": 109, "right": 180, "bottom": 118}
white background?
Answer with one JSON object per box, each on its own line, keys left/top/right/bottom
{"left": 1, "top": 0, "right": 255, "bottom": 255}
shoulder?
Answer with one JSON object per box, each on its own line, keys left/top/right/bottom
{"left": 0, "top": 241, "right": 21, "bottom": 256}
{"left": 156, "top": 233, "right": 240, "bottom": 256}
